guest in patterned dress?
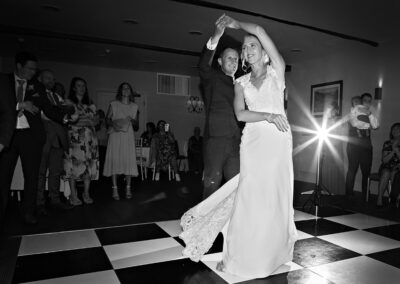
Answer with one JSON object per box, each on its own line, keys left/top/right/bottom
{"left": 103, "top": 82, "right": 139, "bottom": 200}
{"left": 377, "top": 122, "right": 400, "bottom": 207}
{"left": 64, "top": 77, "right": 99, "bottom": 205}
{"left": 152, "top": 120, "right": 180, "bottom": 181}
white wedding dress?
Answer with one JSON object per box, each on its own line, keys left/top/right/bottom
{"left": 180, "top": 65, "right": 297, "bottom": 279}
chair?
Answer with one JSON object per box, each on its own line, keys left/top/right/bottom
{"left": 366, "top": 172, "right": 392, "bottom": 202}
{"left": 151, "top": 162, "right": 175, "bottom": 181}
{"left": 135, "top": 138, "right": 145, "bottom": 180}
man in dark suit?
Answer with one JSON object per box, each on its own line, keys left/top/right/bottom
{"left": 0, "top": 52, "right": 70, "bottom": 225}
{"left": 200, "top": 17, "right": 241, "bottom": 199}
{"left": 36, "top": 70, "right": 73, "bottom": 215}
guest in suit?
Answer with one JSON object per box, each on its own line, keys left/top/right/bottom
{"left": 0, "top": 52, "right": 69, "bottom": 225}
{"left": 36, "top": 70, "right": 75, "bottom": 215}
{"left": 188, "top": 126, "right": 204, "bottom": 174}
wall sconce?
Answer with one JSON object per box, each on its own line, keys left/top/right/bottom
{"left": 187, "top": 96, "right": 204, "bottom": 113}
{"left": 374, "top": 87, "right": 382, "bottom": 100}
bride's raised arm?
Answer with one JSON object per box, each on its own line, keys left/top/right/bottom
{"left": 224, "top": 16, "right": 285, "bottom": 75}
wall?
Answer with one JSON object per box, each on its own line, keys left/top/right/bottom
{"left": 1, "top": 58, "right": 205, "bottom": 152}
{"left": 287, "top": 41, "right": 400, "bottom": 193}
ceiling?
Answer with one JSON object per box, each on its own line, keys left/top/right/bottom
{"left": 0, "top": 0, "right": 398, "bottom": 75}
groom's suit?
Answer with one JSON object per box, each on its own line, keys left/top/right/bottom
{"left": 199, "top": 43, "right": 241, "bottom": 199}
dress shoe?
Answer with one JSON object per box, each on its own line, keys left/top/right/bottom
{"left": 23, "top": 214, "right": 38, "bottom": 225}
{"left": 50, "top": 202, "right": 73, "bottom": 210}
{"left": 36, "top": 205, "right": 48, "bottom": 216}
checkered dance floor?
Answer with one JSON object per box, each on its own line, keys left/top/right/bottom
{"left": 11, "top": 207, "right": 400, "bottom": 283}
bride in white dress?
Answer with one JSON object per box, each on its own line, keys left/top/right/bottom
{"left": 180, "top": 15, "right": 297, "bottom": 279}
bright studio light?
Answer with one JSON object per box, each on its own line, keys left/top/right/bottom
{"left": 316, "top": 127, "right": 329, "bottom": 142}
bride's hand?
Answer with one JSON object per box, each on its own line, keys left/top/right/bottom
{"left": 223, "top": 15, "right": 240, "bottom": 29}
{"left": 266, "top": 114, "right": 289, "bottom": 132}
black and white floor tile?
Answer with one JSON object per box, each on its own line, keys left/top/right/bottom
{"left": 10, "top": 208, "right": 400, "bottom": 283}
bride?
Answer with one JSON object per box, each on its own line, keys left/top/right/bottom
{"left": 180, "top": 14, "right": 297, "bottom": 279}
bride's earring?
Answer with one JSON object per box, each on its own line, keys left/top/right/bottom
{"left": 241, "top": 53, "right": 248, "bottom": 73}
{"left": 263, "top": 54, "right": 270, "bottom": 64}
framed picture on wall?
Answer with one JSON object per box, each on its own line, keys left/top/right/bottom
{"left": 310, "top": 80, "right": 343, "bottom": 117}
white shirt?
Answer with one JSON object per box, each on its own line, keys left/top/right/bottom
{"left": 206, "top": 38, "right": 218, "bottom": 50}
{"left": 349, "top": 105, "right": 379, "bottom": 130}
{"left": 14, "top": 73, "right": 30, "bottom": 129}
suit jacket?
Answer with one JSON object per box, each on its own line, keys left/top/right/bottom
{"left": 199, "top": 45, "right": 241, "bottom": 139}
{"left": 42, "top": 91, "right": 71, "bottom": 152}
{"left": 0, "top": 73, "right": 17, "bottom": 148}
{"left": 8, "top": 73, "right": 66, "bottom": 145}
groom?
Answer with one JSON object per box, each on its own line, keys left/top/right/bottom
{"left": 200, "top": 17, "right": 241, "bottom": 199}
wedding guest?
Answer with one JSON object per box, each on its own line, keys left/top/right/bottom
{"left": 37, "top": 70, "right": 74, "bottom": 215}
{"left": 103, "top": 82, "right": 139, "bottom": 200}
{"left": 141, "top": 122, "right": 156, "bottom": 147}
{"left": 188, "top": 126, "right": 204, "bottom": 174}
{"left": 152, "top": 120, "right": 180, "bottom": 181}
{"left": 95, "top": 109, "right": 108, "bottom": 182}
{"left": 345, "top": 93, "right": 379, "bottom": 200}
{"left": 376, "top": 122, "right": 400, "bottom": 207}
{"left": 64, "top": 77, "right": 99, "bottom": 205}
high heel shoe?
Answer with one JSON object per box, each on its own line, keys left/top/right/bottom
{"left": 112, "top": 186, "right": 120, "bottom": 200}
{"left": 82, "top": 193, "right": 94, "bottom": 204}
{"left": 126, "top": 186, "right": 132, "bottom": 199}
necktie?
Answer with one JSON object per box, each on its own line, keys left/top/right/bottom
{"left": 47, "top": 90, "right": 58, "bottom": 106}
{"left": 16, "top": 79, "right": 25, "bottom": 103}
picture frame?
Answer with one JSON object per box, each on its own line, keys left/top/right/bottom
{"left": 310, "top": 80, "right": 343, "bottom": 117}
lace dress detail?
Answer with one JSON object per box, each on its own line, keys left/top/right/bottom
{"left": 179, "top": 189, "right": 236, "bottom": 262}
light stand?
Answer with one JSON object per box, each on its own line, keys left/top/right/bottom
{"left": 301, "top": 130, "right": 332, "bottom": 216}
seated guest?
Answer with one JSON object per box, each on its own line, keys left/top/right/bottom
{"left": 152, "top": 120, "right": 180, "bottom": 181}
{"left": 141, "top": 122, "right": 156, "bottom": 147}
{"left": 377, "top": 122, "right": 400, "bottom": 207}
{"left": 103, "top": 82, "right": 139, "bottom": 200}
{"left": 0, "top": 52, "right": 70, "bottom": 225}
{"left": 64, "top": 77, "right": 99, "bottom": 205}
{"left": 37, "top": 70, "right": 75, "bottom": 215}
{"left": 188, "top": 126, "right": 204, "bottom": 174}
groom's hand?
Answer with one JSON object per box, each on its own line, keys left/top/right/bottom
{"left": 213, "top": 14, "right": 227, "bottom": 38}
{"left": 267, "top": 114, "right": 289, "bottom": 132}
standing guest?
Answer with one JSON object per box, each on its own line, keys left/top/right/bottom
{"left": 152, "top": 120, "right": 180, "bottom": 181}
{"left": 199, "top": 14, "right": 241, "bottom": 199}
{"left": 0, "top": 52, "right": 69, "bottom": 225}
{"left": 345, "top": 93, "right": 379, "bottom": 200}
{"left": 103, "top": 82, "right": 139, "bottom": 200}
{"left": 36, "top": 70, "right": 75, "bottom": 215}
{"left": 95, "top": 109, "right": 108, "bottom": 181}
{"left": 376, "top": 123, "right": 400, "bottom": 207}
{"left": 64, "top": 77, "right": 99, "bottom": 205}
{"left": 141, "top": 122, "right": 156, "bottom": 147}
{"left": 188, "top": 126, "right": 204, "bottom": 174}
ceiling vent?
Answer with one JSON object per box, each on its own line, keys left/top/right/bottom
{"left": 157, "top": 73, "right": 190, "bottom": 96}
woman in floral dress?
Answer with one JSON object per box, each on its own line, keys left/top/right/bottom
{"left": 64, "top": 77, "right": 99, "bottom": 205}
